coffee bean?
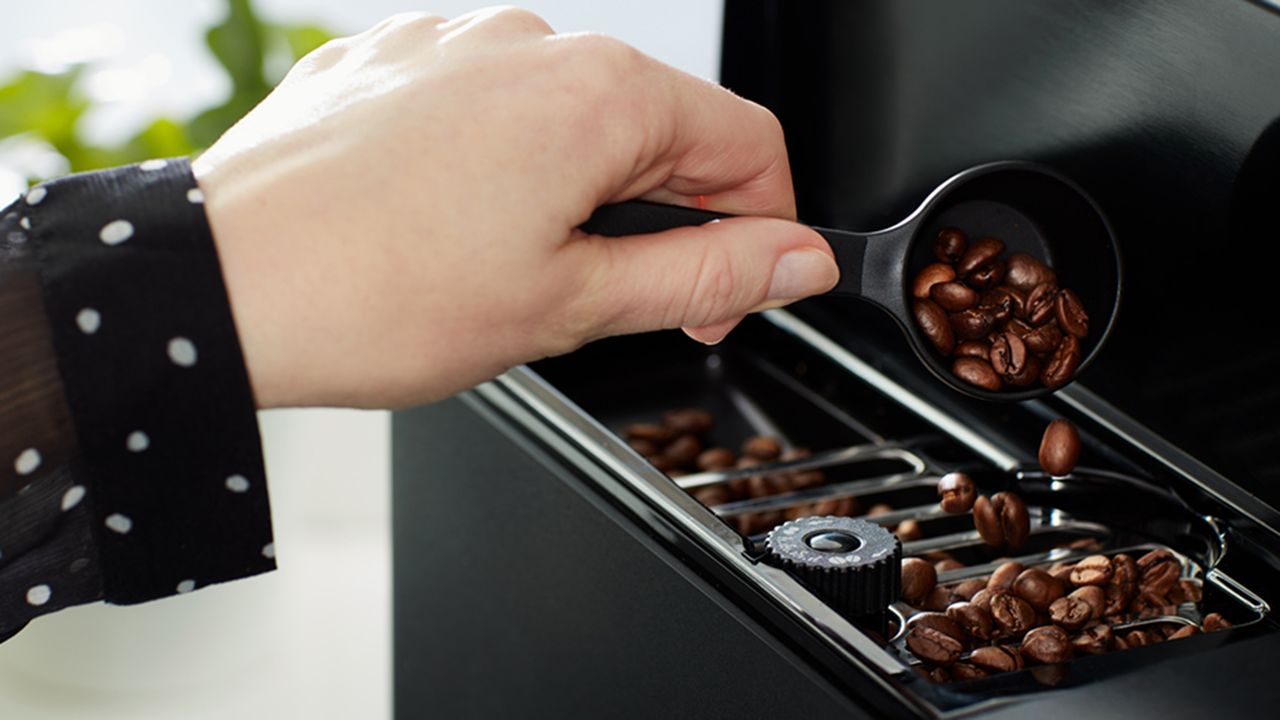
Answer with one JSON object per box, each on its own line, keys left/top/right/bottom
{"left": 1179, "top": 579, "right": 1204, "bottom": 603}
{"left": 1004, "top": 317, "right": 1034, "bottom": 338}
{"left": 628, "top": 438, "right": 661, "bottom": 456}
{"left": 1111, "top": 553, "right": 1138, "bottom": 588}
{"left": 664, "top": 434, "right": 702, "bottom": 466}
{"left": 979, "top": 287, "right": 1026, "bottom": 324}
{"left": 1026, "top": 282, "right": 1058, "bottom": 326}
{"left": 902, "top": 558, "right": 938, "bottom": 604}
{"left": 663, "top": 408, "right": 713, "bottom": 436}
{"left": 1022, "top": 321, "right": 1062, "bottom": 353}
{"left": 990, "top": 590, "right": 1037, "bottom": 637}
{"left": 953, "top": 357, "right": 1003, "bottom": 392}
{"left": 906, "top": 613, "right": 967, "bottom": 665}
{"left": 955, "top": 340, "right": 991, "bottom": 360}
{"left": 696, "top": 447, "right": 736, "bottom": 471}
{"left": 1013, "top": 568, "right": 1065, "bottom": 612}
{"left": 937, "top": 472, "right": 977, "bottom": 514}
{"left": 967, "top": 261, "right": 1007, "bottom": 290}
{"left": 974, "top": 495, "right": 1004, "bottom": 546}
{"left": 957, "top": 237, "right": 1006, "bottom": 276}
{"left": 810, "top": 498, "right": 841, "bottom": 515}
{"left": 907, "top": 612, "right": 968, "bottom": 642}
{"left": 923, "top": 584, "right": 961, "bottom": 611}
{"left": 914, "top": 299, "right": 956, "bottom": 356}
{"left": 955, "top": 578, "right": 988, "bottom": 600}
{"left": 1020, "top": 625, "right": 1072, "bottom": 664}
{"left": 647, "top": 454, "right": 679, "bottom": 472}
{"left": 742, "top": 435, "right": 782, "bottom": 461}
{"left": 913, "top": 263, "right": 958, "bottom": 299}
{"left": 1168, "top": 624, "right": 1200, "bottom": 640}
{"left": 1047, "top": 562, "right": 1076, "bottom": 583}
{"left": 1103, "top": 584, "right": 1133, "bottom": 618}
{"left": 935, "top": 559, "right": 966, "bottom": 573}
{"left": 1136, "top": 549, "right": 1181, "bottom": 596}
{"left": 1123, "top": 629, "right": 1156, "bottom": 647}
{"left": 946, "top": 602, "right": 995, "bottom": 642}
{"left": 969, "top": 588, "right": 996, "bottom": 611}
{"left": 949, "top": 662, "right": 989, "bottom": 681}
{"left": 1069, "top": 555, "right": 1113, "bottom": 586}
{"left": 992, "top": 491, "right": 1031, "bottom": 549}
{"left": 1005, "top": 252, "right": 1057, "bottom": 292}
{"left": 1055, "top": 288, "right": 1089, "bottom": 338}
{"left": 989, "top": 562, "right": 1026, "bottom": 592}
{"left": 927, "top": 667, "right": 951, "bottom": 683}
{"left": 1070, "top": 623, "right": 1113, "bottom": 655}
{"left": 1039, "top": 418, "right": 1082, "bottom": 476}
{"left": 950, "top": 308, "right": 996, "bottom": 341}
{"left": 935, "top": 227, "right": 968, "bottom": 264}
{"left": 990, "top": 331, "right": 1031, "bottom": 385}
{"left": 930, "top": 281, "right": 980, "bottom": 311}
{"left": 1050, "top": 586, "right": 1105, "bottom": 630}
{"left": 626, "top": 423, "right": 674, "bottom": 443}
{"left": 691, "top": 486, "right": 730, "bottom": 507}
{"left": 1203, "top": 613, "right": 1232, "bottom": 632}
{"left": 969, "top": 645, "right": 1025, "bottom": 673}
{"left": 1040, "top": 334, "right": 1082, "bottom": 389}
{"left": 897, "top": 519, "right": 924, "bottom": 542}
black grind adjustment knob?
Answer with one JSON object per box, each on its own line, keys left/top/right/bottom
{"left": 765, "top": 516, "right": 902, "bottom": 621}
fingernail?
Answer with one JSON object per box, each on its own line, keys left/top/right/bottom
{"left": 767, "top": 248, "right": 838, "bottom": 301}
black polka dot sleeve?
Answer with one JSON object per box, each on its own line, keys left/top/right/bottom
{"left": 0, "top": 158, "right": 274, "bottom": 643}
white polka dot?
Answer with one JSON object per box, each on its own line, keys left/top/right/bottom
{"left": 139, "top": 159, "right": 168, "bottom": 171}
{"left": 25, "top": 186, "right": 46, "bottom": 205}
{"left": 176, "top": 579, "right": 196, "bottom": 594}
{"left": 99, "top": 219, "right": 134, "bottom": 245}
{"left": 126, "top": 431, "right": 150, "bottom": 452}
{"left": 15, "top": 448, "right": 41, "bottom": 475}
{"left": 168, "top": 336, "right": 198, "bottom": 367}
{"left": 225, "top": 474, "right": 250, "bottom": 493}
{"left": 19, "top": 216, "right": 31, "bottom": 230}
{"left": 76, "top": 307, "right": 101, "bottom": 334}
{"left": 262, "top": 543, "right": 276, "bottom": 559}
{"left": 186, "top": 188, "right": 205, "bottom": 204}
{"left": 105, "top": 513, "right": 133, "bottom": 534}
{"left": 61, "top": 485, "right": 86, "bottom": 511}
{"left": 26, "top": 585, "right": 51, "bottom": 606}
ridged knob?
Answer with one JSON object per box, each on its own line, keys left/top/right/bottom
{"left": 765, "top": 516, "right": 902, "bottom": 622}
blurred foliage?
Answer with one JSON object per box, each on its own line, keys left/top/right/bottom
{"left": 0, "top": 0, "right": 334, "bottom": 178}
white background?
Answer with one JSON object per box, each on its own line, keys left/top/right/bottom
{"left": 0, "top": 2, "right": 720, "bottom": 718}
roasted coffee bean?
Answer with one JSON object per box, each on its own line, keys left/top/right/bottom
{"left": 1021, "top": 625, "right": 1072, "bottom": 664}
{"left": 696, "top": 447, "right": 736, "bottom": 471}
{"left": 923, "top": 585, "right": 962, "bottom": 611}
{"left": 647, "top": 454, "right": 679, "bottom": 472}
{"left": 1070, "top": 555, "right": 1113, "bottom": 586}
{"left": 691, "top": 486, "right": 731, "bottom": 507}
{"left": 746, "top": 474, "right": 783, "bottom": 498}
{"left": 832, "top": 496, "right": 858, "bottom": 516}
{"left": 974, "top": 495, "right": 1004, "bottom": 546}
{"left": 1004, "top": 317, "right": 1034, "bottom": 338}
{"left": 1132, "top": 589, "right": 1175, "bottom": 617}
{"left": 1026, "top": 282, "right": 1059, "bottom": 326}
{"left": 946, "top": 602, "right": 995, "bottom": 641}
{"left": 906, "top": 614, "right": 967, "bottom": 665}
{"left": 953, "top": 357, "right": 1003, "bottom": 392}
{"left": 967, "top": 260, "right": 1007, "bottom": 290}
{"left": 992, "top": 492, "right": 1031, "bottom": 549}
{"left": 810, "top": 498, "right": 841, "bottom": 516}
{"left": 902, "top": 558, "right": 938, "bottom": 604}
{"left": 628, "top": 438, "right": 661, "bottom": 457}
{"left": 1040, "top": 334, "right": 1082, "bottom": 389}
{"left": 1005, "top": 252, "right": 1057, "bottom": 292}
{"left": 935, "top": 227, "right": 968, "bottom": 264}
{"left": 1071, "top": 623, "right": 1113, "bottom": 655}
{"left": 989, "top": 562, "right": 1026, "bottom": 592}
{"left": 664, "top": 434, "right": 703, "bottom": 466}
{"left": 1004, "top": 351, "right": 1040, "bottom": 388}
{"left": 1137, "top": 549, "right": 1181, "bottom": 596}
{"left": 1049, "top": 587, "right": 1103, "bottom": 631}
{"left": 1123, "top": 629, "right": 1156, "bottom": 647}
{"left": 663, "top": 408, "right": 714, "bottom": 436}
{"left": 1068, "top": 537, "right": 1105, "bottom": 552}
{"left": 742, "top": 435, "right": 782, "bottom": 461}
{"left": 1179, "top": 579, "right": 1204, "bottom": 603}
{"left": 914, "top": 299, "right": 956, "bottom": 356}
{"left": 783, "top": 503, "right": 815, "bottom": 520}
{"left": 935, "top": 559, "right": 966, "bottom": 573}
{"left": 1039, "top": 418, "right": 1082, "bottom": 476}
{"left": 990, "top": 590, "right": 1037, "bottom": 637}
{"left": 1168, "top": 624, "right": 1200, "bottom": 641}
{"left": 913, "top": 263, "right": 958, "bottom": 299}
{"left": 1055, "top": 288, "right": 1089, "bottom": 338}
{"left": 990, "top": 331, "right": 1031, "bottom": 384}
{"left": 955, "top": 578, "right": 988, "bottom": 600}
{"left": 957, "top": 237, "right": 1006, "bottom": 276}
{"left": 1072, "top": 585, "right": 1106, "bottom": 617}
{"left": 1111, "top": 553, "right": 1139, "bottom": 588}
{"left": 950, "top": 308, "right": 996, "bottom": 341}
{"left": 1013, "top": 568, "right": 1065, "bottom": 612}
{"left": 969, "top": 588, "right": 997, "bottom": 611}
{"left": 1103, "top": 584, "right": 1133, "bottom": 618}
{"left": 978, "top": 287, "right": 1026, "bottom": 324}
{"left": 1022, "top": 321, "right": 1063, "bottom": 354}
{"left": 969, "top": 645, "right": 1025, "bottom": 673}
{"left": 937, "top": 472, "right": 978, "bottom": 514}
{"left": 897, "top": 519, "right": 924, "bottom": 542}
{"left": 949, "top": 662, "right": 989, "bottom": 681}
{"left": 929, "top": 282, "right": 979, "bottom": 312}
{"left": 626, "top": 423, "right": 674, "bottom": 443}
{"left": 955, "top": 340, "right": 991, "bottom": 360}
{"left": 928, "top": 667, "right": 951, "bottom": 683}
{"left": 1047, "top": 562, "right": 1076, "bottom": 583}
{"left": 1203, "top": 613, "right": 1232, "bottom": 632}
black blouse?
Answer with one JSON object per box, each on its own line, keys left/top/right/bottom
{"left": 0, "top": 158, "right": 274, "bottom": 643}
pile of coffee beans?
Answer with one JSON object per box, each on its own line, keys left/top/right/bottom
{"left": 911, "top": 227, "right": 1090, "bottom": 392}
{"left": 901, "top": 549, "right": 1232, "bottom": 681}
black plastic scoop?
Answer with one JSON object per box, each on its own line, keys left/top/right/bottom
{"left": 581, "top": 161, "right": 1121, "bottom": 401}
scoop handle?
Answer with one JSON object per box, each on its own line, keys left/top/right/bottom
{"left": 579, "top": 200, "right": 870, "bottom": 297}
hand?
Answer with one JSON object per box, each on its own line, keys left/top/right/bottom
{"left": 194, "top": 8, "right": 837, "bottom": 409}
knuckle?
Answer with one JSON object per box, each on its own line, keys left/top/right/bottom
{"left": 683, "top": 244, "right": 740, "bottom": 327}
{"left": 478, "top": 6, "right": 555, "bottom": 35}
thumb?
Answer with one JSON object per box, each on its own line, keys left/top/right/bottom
{"left": 574, "top": 216, "right": 838, "bottom": 338}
